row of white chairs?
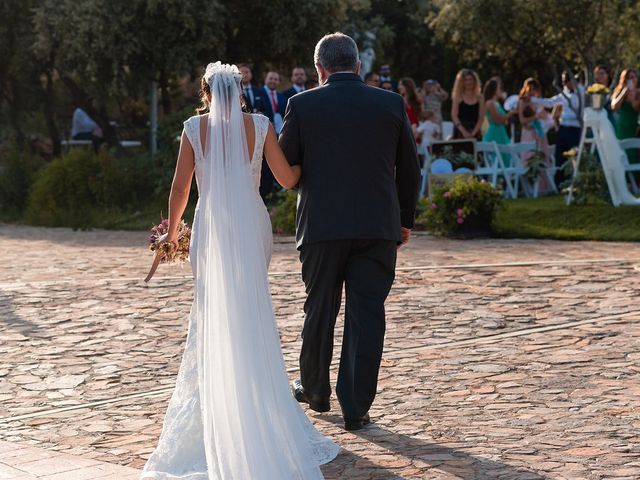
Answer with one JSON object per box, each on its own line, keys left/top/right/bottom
{"left": 420, "top": 140, "right": 555, "bottom": 199}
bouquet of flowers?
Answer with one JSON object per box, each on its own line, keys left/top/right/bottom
{"left": 586, "top": 83, "right": 610, "bottom": 95}
{"left": 144, "top": 217, "right": 191, "bottom": 283}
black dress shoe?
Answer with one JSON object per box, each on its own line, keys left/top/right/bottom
{"left": 291, "top": 379, "right": 330, "bottom": 413}
{"left": 343, "top": 413, "right": 371, "bottom": 431}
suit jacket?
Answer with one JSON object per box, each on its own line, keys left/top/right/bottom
{"left": 241, "top": 84, "right": 261, "bottom": 113}
{"left": 282, "top": 85, "right": 304, "bottom": 102}
{"left": 279, "top": 72, "right": 420, "bottom": 249}
{"left": 255, "top": 86, "right": 287, "bottom": 124}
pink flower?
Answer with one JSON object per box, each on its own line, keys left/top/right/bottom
{"left": 431, "top": 203, "right": 437, "bottom": 209}
{"left": 457, "top": 217, "right": 464, "bottom": 224}
{"left": 443, "top": 191, "right": 451, "bottom": 198}
{"left": 456, "top": 208, "right": 464, "bottom": 216}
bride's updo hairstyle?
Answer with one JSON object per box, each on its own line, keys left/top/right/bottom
{"left": 197, "top": 62, "right": 247, "bottom": 114}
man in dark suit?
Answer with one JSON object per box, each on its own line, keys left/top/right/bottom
{"left": 379, "top": 63, "right": 399, "bottom": 92}
{"left": 279, "top": 33, "right": 420, "bottom": 431}
{"left": 254, "top": 71, "right": 287, "bottom": 200}
{"left": 238, "top": 63, "right": 261, "bottom": 113}
{"left": 282, "top": 67, "right": 307, "bottom": 101}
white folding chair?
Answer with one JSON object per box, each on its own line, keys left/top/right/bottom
{"left": 618, "top": 138, "right": 640, "bottom": 194}
{"left": 442, "top": 121, "right": 454, "bottom": 140}
{"left": 475, "top": 141, "right": 501, "bottom": 188}
{"left": 495, "top": 144, "right": 518, "bottom": 198}
{"left": 511, "top": 142, "right": 539, "bottom": 198}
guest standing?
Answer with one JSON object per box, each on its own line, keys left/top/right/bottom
{"left": 594, "top": 64, "right": 616, "bottom": 128}
{"left": 531, "top": 71, "right": 585, "bottom": 185}
{"left": 612, "top": 69, "right": 640, "bottom": 163}
{"left": 483, "top": 77, "right": 516, "bottom": 165}
{"left": 364, "top": 72, "right": 380, "bottom": 87}
{"left": 282, "top": 67, "right": 307, "bottom": 101}
{"left": 422, "top": 79, "right": 448, "bottom": 126}
{"left": 238, "top": 63, "right": 260, "bottom": 113}
{"left": 451, "top": 69, "right": 484, "bottom": 139}
{"left": 398, "top": 78, "right": 422, "bottom": 130}
{"left": 378, "top": 64, "right": 398, "bottom": 91}
{"left": 255, "top": 71, "right": 287, "bottom": 201}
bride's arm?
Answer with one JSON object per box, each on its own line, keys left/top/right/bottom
{"left": 167, "top": 131, "right": 195, "bottom": 247}
{"left": 264, "top": 123, "right": 301, "bottom": 189}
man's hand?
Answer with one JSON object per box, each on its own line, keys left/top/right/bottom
{"left": 399, "top": 227, "right": 412, "bottom": 248}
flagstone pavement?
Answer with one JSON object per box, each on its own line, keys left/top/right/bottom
{"left": 1, "top": 224, "right": 640, "bottom": 479}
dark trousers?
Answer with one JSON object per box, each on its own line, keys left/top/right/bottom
{"left": 299, "top": 239, "right": 397, "bottom": 418}
{"left": 259, "top": 158, "right": 278, "bottom": 202}
{"left": 72, "top": 131, "right": 103, "bottom": 153}
{"left": 554, "top": 125, "right": 581, "bottom": 185}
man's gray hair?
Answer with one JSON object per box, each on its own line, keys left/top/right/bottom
{"left": 314, "top": 33, "right": 360, "bottom": 73}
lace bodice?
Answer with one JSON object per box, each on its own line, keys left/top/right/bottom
{"left": 182, "top": 113, "right": 269, "bottom": 193}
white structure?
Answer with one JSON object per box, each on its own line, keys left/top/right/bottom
{"left": 570, "top": 108, "right": 640, "bottom": 206}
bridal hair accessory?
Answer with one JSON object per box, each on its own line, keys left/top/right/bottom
{"left": 204, "top": 61, "right": 242, "bottom": 88}
{"left": 144, "top": 217, "right": 191, "bottom": 283}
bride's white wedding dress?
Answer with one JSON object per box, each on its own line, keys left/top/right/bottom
{"left": 141, "top": 63, "right": 339, "bottom": 480}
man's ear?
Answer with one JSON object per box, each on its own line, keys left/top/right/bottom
{"left": 354, "top": 60, "right": 362, "bottom": 77}
{"left": 316, "top": 63, "right": 328, "bottom": 85}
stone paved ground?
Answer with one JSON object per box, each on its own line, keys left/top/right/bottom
{"left": 1, "top": 224, "right": 640, "bottom": 479}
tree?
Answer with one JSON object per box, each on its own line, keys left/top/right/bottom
{"left": 429, "top": 0, "right": 640, "bottom": 91}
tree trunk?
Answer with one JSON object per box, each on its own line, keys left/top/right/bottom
{"left": 159, "top": 70, "right": 172, "bottom": 114}
{"left": 42, "top": 70, "right": 61, "bottom": 157}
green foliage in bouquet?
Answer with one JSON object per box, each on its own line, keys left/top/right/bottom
{"left": 269, "top": 190, "right": 297, "bottom": 235}
{"left": 561, "top": 150, "right": 609, "bottom": 204}
{"left": 418, "top": 176, "right": 502, "bottom": 237}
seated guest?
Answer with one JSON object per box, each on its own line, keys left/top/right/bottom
{"left": 238, "top": 63, "right": 260, "bottom": 112}
{"left": 364, "top": 72, "right": 380, "bottom": 87}
{"left": 71, "top": 98, "right": 103, "bottom": 152}
{"left": 282, "top": 67, "right": 307, "bottom": 101}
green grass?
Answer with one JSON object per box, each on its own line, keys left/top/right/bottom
{"left": 493, "top": 195, "right": 640, "bottom": 241}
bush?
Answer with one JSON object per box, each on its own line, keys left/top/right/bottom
{"left": 26, "top": 149, "right": 156, "bottom": 228}
{"left": 0, "top": 146, "right": 46, "bottom": 219}
{"left": 269, "top": 190, "right": 297, "bottom": 235}
{"left": 417, "top": 176, "right": 502, "bottom": 237}
{"left": 560, "top": 150, "right": 609, "bottom": 204}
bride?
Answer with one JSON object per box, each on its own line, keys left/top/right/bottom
{"left": 141, "top": 62, "right": 340, "bottom": 479}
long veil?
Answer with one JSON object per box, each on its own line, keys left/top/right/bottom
{"left": 193, "top": 62, "right": 328, "bottom": 478}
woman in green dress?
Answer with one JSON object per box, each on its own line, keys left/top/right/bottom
{"left": 612, "top": 69, "right": 640, "bottom": 163}
{"left": 483, "top": 77, "right": 517, "bottom": 166}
